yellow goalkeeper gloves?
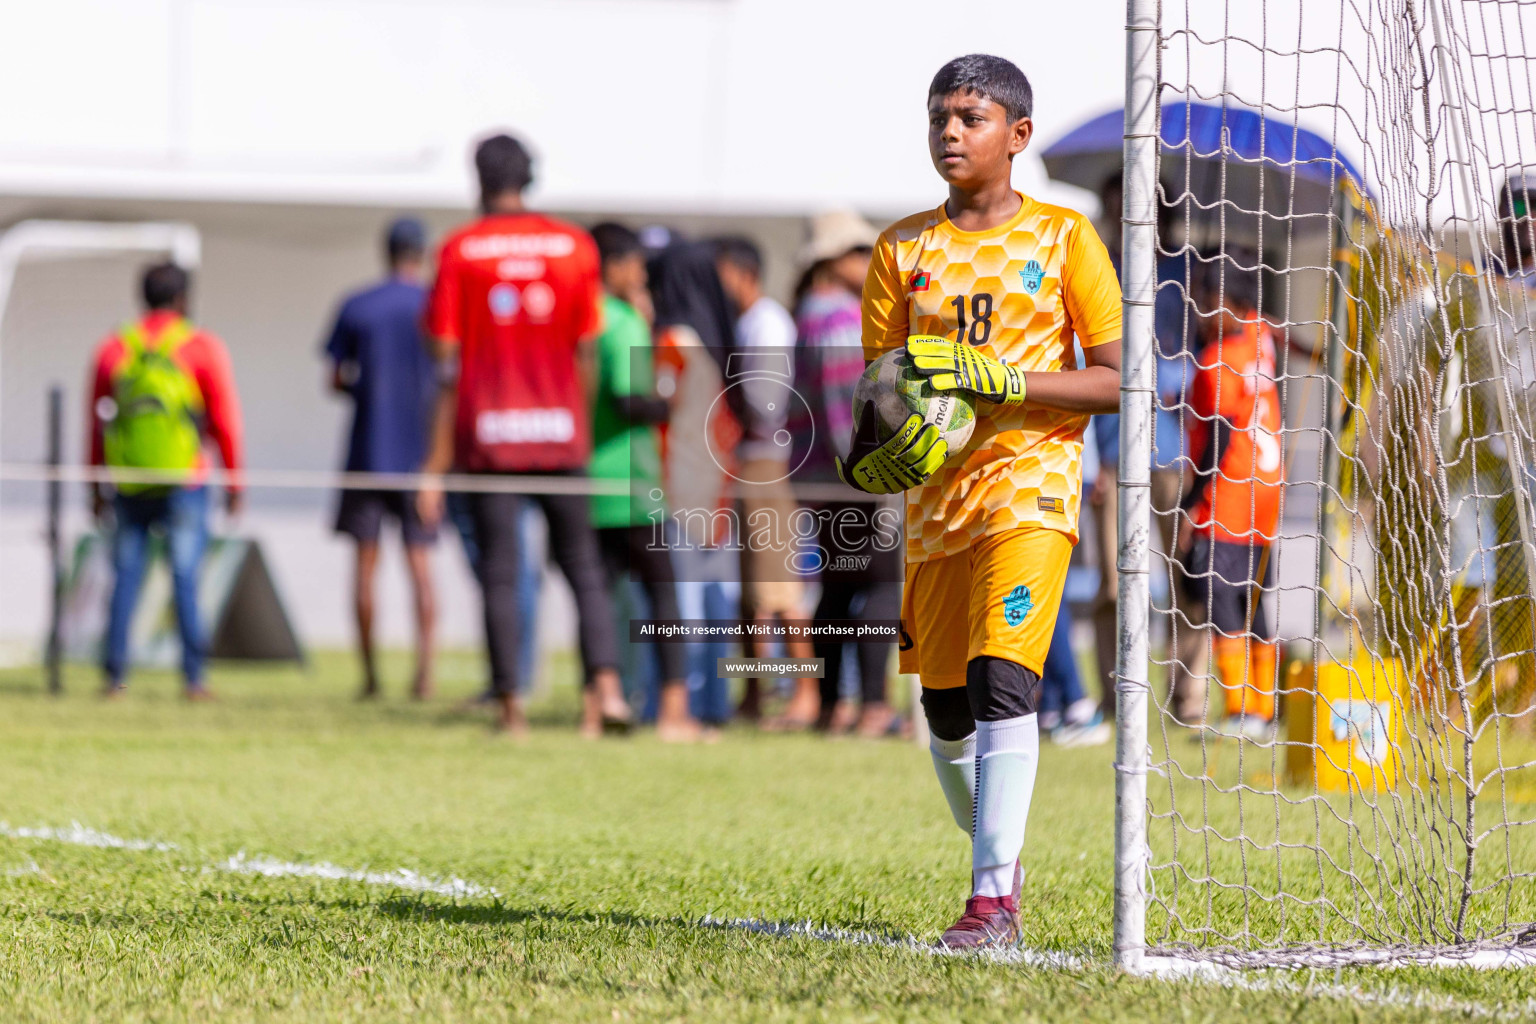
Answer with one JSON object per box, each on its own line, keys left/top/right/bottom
{"left": 835, "top": 402, "right": 949, "bottom": 494}
{"left": 907, "top": 334, "right": 1027, "bottom": 407}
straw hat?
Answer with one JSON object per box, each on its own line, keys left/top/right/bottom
{"left": 798, "top": 209, "right": 879, "bottom": 268}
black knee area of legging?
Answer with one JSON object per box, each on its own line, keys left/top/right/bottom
{"left": 1181, "top": 539, "right": 1276, "bottom": 641}
{"left": 966, "top": 655, "right": 1040, "bottom": 721}
{"left": 920, "top": 685, "right": 976, "bottom": 741}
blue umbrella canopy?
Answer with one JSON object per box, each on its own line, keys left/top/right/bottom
{"left": 1042, "top": 100, "right": 1368, "bottom": 238}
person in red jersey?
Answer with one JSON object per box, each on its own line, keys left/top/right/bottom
{"left": 88, "top": 262, "right": 244, "bottom": 701}
{"left": 417, "top": 133, "right": 628, "bottom": 737}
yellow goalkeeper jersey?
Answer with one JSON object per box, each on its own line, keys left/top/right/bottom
{"left": 862, "top": 192, "right": 1122, "bottom": 561}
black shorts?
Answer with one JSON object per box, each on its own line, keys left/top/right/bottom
{"left": 1180, "top": 538, "right": 1274, "bottom": 640}
{"left": 334, "top": 489, "right": 438, "bottom": 547}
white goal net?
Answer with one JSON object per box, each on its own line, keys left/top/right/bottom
{"left": 1117, "top": 0, "right": 1536, "bottom": 968}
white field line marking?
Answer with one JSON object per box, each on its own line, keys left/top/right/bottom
{"left": 1142, "top": 948, "right": 1536, "bottom": 972}
{"left": 0, "top": 820, "right": 176, "bottom": 851}
{"left": 213, "top": 852, "right": 500, "bottom": 899}
{"left": 5, "top": 858, "right": 41, "bottom": 877}
{"left": 5, "top": 820, "right": 1531, "bottom": 1018}
{"left": 1173, "top": 963, "right": 1536, "bottom": 1021}
{"left": 697, "top": 915, "right": 1081, "bottom": 968}
{"left": 1, "top": 821, "right": 499, "bottom": 899}
{"left": 702, "top": 917, "right": 1536, "bottom": 1021}
{"left": 1138, "top": 955, "right": 1536, "bottom": 1020}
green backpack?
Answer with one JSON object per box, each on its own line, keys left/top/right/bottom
{"left": 103, "top": 319, "right": 205, "bottom": 494}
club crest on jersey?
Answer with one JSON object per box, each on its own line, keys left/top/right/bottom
{"left": 1019, "top": 260, "right": 1045, "bottom": 295}
{"left": 488, "top": 282, "right": 520, "bottom": 323}
{"left": 1002, "top": 584, "right": 1034, "bottom": 628}
{"left": 908, "top": 270, "right": 930, "bottom": 293}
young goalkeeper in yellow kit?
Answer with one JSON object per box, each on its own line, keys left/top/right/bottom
{"left": 835, "top": 54, "right": 1123, "bottom": 948}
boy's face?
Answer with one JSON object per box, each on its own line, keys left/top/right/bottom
{"left": 715, "top": 258, "right": 756, "bottom": 311}
{"left": 830, "top": 247, "right": 872, "bottom": 294}
{"left": 927, "top": 90, "right": 1031, "bottom": 189}
{"left": 603, "top": 252, "right": 646, "bottom": 302}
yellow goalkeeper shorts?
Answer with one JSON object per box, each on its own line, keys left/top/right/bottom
{"left": 898, "top": 527, "right": 1073, "bottom": 688}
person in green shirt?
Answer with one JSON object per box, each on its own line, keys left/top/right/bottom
{"left": 589, "top": 222, "right": 700, "bottom": 742}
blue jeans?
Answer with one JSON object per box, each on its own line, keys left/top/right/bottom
{"left": 672, "top": 544, "right": 740, "bottom": 725}
{"left": 1039, "top": 601, "right": 1084, "bottom": 717}
{"left": 105, "top": 487, "right": 210, "bottom": 686}
{"left": 515, "top": 501, "right": 542, "bottom": 692}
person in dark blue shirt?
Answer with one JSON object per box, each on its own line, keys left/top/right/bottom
{"left": 324, "top": 217, "right": 439, "bottom": 700}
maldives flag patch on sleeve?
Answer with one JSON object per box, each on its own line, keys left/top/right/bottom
{"left": 908, "top": 270, "right": 930, "bottom": 292}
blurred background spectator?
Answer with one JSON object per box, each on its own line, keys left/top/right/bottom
{"left": 323, "top": 216, "right": 438, "bottom": 701}
{"left": 589, "top": 221, "right": 700, "bottom": 742}
{"left": 417, "top": 133, "right": 627, "bottom": 736}
{"left": 715, "top": 236, "right": 819, "bottom": 729}
{"left": 89, "top": 262, "right": 243, "bottom": 699}
{"left": 788, "top": 210, "right": 902, "bottom": 737}
{"left": 650, "top": 235, "right": 742, "bottom": 733}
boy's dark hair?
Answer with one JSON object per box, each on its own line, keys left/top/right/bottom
{"left": 141, "top": 262, "right": 190, "bottom": 311}
{"left": 713, "top": 235, "right": 762, "bottom": 279}
{"left": 1202, "top": 251, "right": 1262, "bottom": 315}
{"left": 929, "top": 54, "right": 1033, "bottom": 122}
{"left": 591, "top": 222, "right": 642, "bottom": 267}
{"left": 385, "top": 217, "right": 426, "bottom": 264}
{"left": 475, "top": 133, "right": 534, "bottom": 204}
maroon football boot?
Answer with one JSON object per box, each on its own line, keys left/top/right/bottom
{"left": 939, "top": 894, "right": 1021, "bottom": 950}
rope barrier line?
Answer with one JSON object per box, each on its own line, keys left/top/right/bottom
{"left": 0, "top": 462, "right": 882, "bottom": 504}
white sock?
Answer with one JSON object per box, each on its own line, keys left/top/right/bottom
{"left": 971, "top": 713, "right": 1039, "bottom": 899}
{"left": 928, "top": 732, "right": 976, "bottom": 835}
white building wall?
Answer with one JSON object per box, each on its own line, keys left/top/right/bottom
{"left": 0, "top": 0, "right": 1120, "bottom": 214}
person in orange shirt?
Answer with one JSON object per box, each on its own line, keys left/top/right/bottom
{"left": 1179, "top": 265, "right": 1284, "bottom": 740}
{"left": 844, "top": 54, "right": 1122, "bottom": 948}
{"left": 88, "top": 263, "right": 244, "bottom": 700}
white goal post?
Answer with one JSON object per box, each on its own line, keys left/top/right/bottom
{"left": 1114, "top": 0, "right": 1159, "bottom": 973}
{"left": 1114, "top": 0, "right": 1536, "bottom": 972}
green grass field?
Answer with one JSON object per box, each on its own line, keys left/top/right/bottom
{"left": 2, "top": 652, "right": 1534, "bottom": 1022}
